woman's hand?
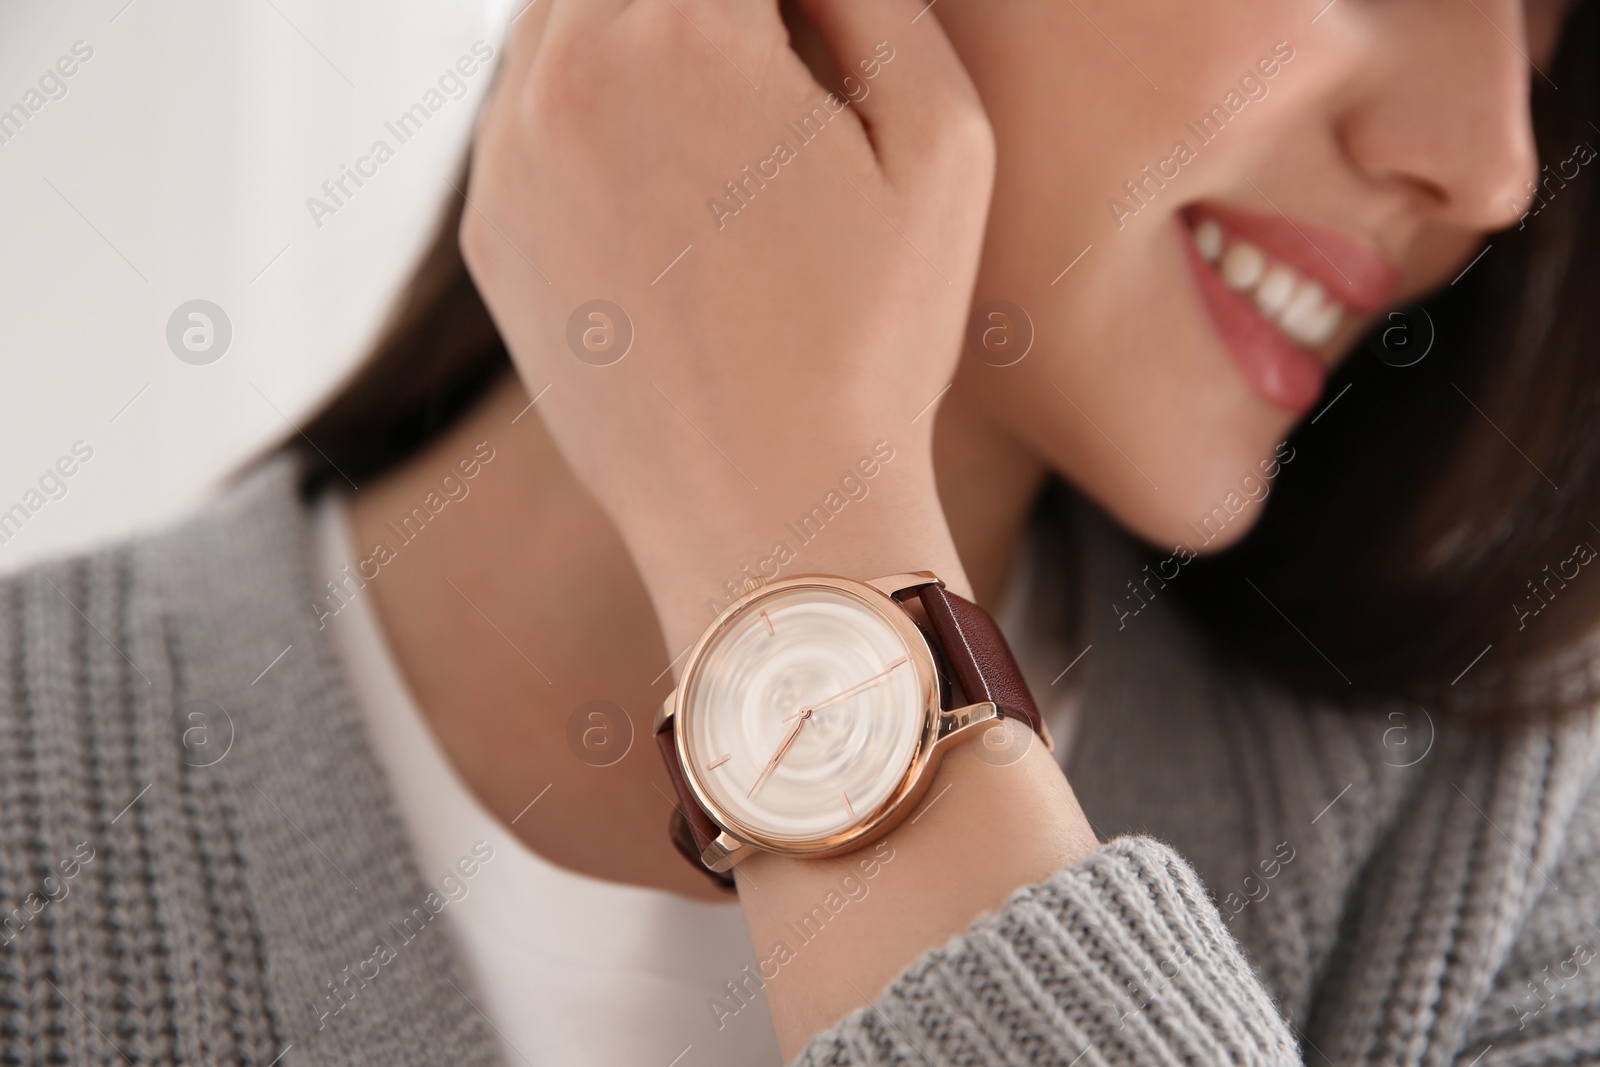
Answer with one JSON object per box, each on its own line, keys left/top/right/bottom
{"left": 463, "top": 0, "right": 995, "bottom": 652}
{"left": 463, "top": 4, "right": 1099, "bottom": 1056}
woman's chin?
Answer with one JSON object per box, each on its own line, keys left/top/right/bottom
{"left": 1083, "top": 460, "right": 1280, "bottom": 558}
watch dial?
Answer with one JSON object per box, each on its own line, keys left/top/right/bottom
{"left": 681, "top": 585, "right": 926, "bottom": 842}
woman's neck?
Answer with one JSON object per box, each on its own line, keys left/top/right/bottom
{"left": 343, "top": 372, "right": 1049, "bottom": 897}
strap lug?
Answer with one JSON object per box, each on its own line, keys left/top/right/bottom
{"left": 653, "top": 690, "right": 677, "bottom": 734}
{"left": 701, "top": 831, "right": 746, "bottom": 873}
{"left": 936, "top": 701, "right": 1003, "bottom": 747}
{"left": 937, "top": 701, "right": 1054, "bottom": 754}
{"left": 865, "top": 571, "right": 942, "bottom": 599}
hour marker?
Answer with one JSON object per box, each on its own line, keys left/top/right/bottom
{"left": 760, "top": 611, "right": 774, "bottom": 636}
{"left": 841, "top": 792, "right": 855, "bottom": 818}
{"left": 887, "top": 656, "right": 908, "bottom": 670}
{"left": 707, "top": 754, "right": 732, "bottom": 770}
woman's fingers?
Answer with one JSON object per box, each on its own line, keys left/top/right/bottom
{"left": 482, "top": 0, "right": 557, "bottom": 140}
{"left": 790, "top": 0, "right": 992, "bottom": 183}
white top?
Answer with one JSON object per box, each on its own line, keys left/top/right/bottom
{"left": 311, "top": 492, "right": 1081, "bottom": 1067}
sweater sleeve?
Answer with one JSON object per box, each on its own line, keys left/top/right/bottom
{"left": 794, "top": 836, "right": 1301, "bottom": 1066}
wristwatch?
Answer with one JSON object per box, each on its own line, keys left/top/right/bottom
{"left": 654, "top": 571, "right": 1051, "bottom": 891}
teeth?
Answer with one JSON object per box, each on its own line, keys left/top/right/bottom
{"left": 1278, "top": 281, "right": 1327, "bottom": 343}
{"left": 1295, "top": 299, "right": 1344, "bottom": 347}
{"left": 1221, "top": 242, "right": 1265, "bottom": 290}
{"left": 1189, "top": 218, "right": 1348, "bottom": 350}
{"left": 1305, "top": 302, "right": 1343, "bottom": 346}
{"left": 1254, "top": 265, "right": 1296, "bottom": 317}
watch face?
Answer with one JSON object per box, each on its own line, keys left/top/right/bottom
{"left": 679, "top": 581, "right": 933, "bottom": 845}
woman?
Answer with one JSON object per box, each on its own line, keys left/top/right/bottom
{"left": 4, "top": 0, "right": 1598, "bottom": 1063}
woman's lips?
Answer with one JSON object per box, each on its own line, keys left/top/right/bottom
{"left": 1191, "top": 201, "right": 1402, "bottom": 313}
{"left": 1182, "top": 232, "right": 1327, "bottom": 414}
{"left": 1178, "top": 203, "right": 1401, "bottom": 415}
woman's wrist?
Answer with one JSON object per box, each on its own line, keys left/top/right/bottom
{"left": 625, "top": 452, "right": 973, "bottom": 663}
{"left": 739, "top": 734, "right": 1098, "bottom": 1060}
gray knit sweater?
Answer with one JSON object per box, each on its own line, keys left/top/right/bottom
{"left": 2, "top": 455, "right": 1597, "bottom": 1067}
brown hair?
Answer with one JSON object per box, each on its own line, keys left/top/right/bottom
{"left": 274, "top": 2, "right": 1600, "bottom": 727}
{"left": 1177, "top": 5, "right": 1600, "bottom": 724}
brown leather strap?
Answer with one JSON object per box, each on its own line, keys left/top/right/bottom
{"left": 898, "top": 582, "right": 1045, "bottom": 738}
{"left": 656, "top": 725, "right": 738, "bottom": 891}
{"left": 654, "top": 578, "right": 1041, "bottom": 888}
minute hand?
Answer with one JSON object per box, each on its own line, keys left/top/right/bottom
{"left": 782, "top": 656, "right": 909, "bottom": 722}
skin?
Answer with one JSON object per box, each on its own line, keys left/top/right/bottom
{"left": 347, "top": 0, "right": 1571, "bottom": 1057}
{"left": 937, "top": 0, "right": 1562, "bottom": 550}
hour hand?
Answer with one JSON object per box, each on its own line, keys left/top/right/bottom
{"left": 747, "top": 707, "right": 811, "bottom": 798}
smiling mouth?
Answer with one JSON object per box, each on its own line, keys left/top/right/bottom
{"left": 1187, "top": 215, "right": 1350, "bottom": 349}
{"left": 1177, "top": 202, "right": 1400, "bottom": 414}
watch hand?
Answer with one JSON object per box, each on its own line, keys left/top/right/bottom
{"left": 747, "top": 707, "right": 811, "bottom": 798}
{"left": 781, "top": 656, "right": 909, "bottom": 722}
{"left": 750, "top": 657, "right": 912, "bottom": 797}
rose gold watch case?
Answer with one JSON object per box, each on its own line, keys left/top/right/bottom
{"left": 654, "top": 572, "right": 1020, "bottom": 873}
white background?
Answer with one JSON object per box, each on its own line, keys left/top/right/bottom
{"left": 0, "top": 0, "right": 511, "bottom": 573}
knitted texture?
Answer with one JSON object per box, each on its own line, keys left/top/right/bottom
{"left": 0, "top": 459, "right": 500, "bottom": 1067}
{"left": 1, "top": 454, "right": 1597, "bottom": 1066}
{"left": 795, "top": 837, "right": 1301, "bottom": 1066}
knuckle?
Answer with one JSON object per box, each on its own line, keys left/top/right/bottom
{"left": 902, "top": 100, "right": 994, "bottom": 197}
{"left": 933, "top": 100, "right": 996, "bottom": 170}
{"left": 631, "top": 0, "right": 706, "bottom": 55}
{"left": 521, "top": 36, "right": 605, "bottom": 133}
